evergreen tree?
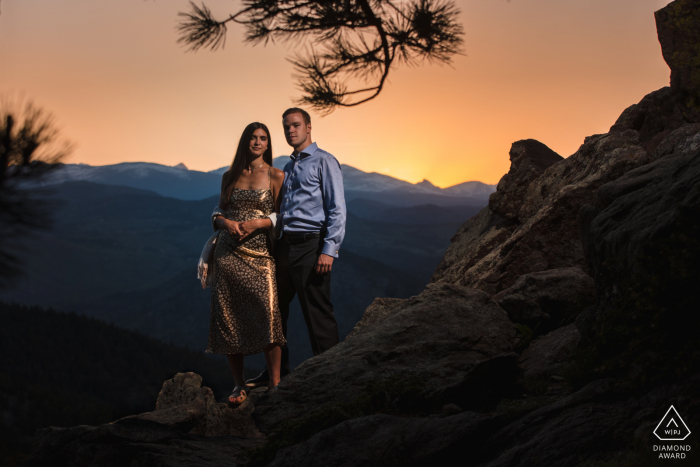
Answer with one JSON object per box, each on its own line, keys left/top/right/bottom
{"left": 177, "top": 0, "right": 464, "bottom": 113}
{"left": 0, "top": 97, "right": 72, "bottom": 287}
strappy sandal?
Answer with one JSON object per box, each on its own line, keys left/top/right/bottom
{"left": 227, "top": 386, "right": 247, "bottom": 406}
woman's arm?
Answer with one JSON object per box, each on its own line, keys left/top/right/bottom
{"left": 216, "top": 170, "right": 245, "bottom": 238}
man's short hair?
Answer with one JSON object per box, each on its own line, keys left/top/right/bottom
{"left": 282, "top": 107, "right": 311, "bottom": 125}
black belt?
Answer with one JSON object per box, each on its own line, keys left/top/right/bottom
{"left": 283, "top": 231, "right": 322, "bottom": 245}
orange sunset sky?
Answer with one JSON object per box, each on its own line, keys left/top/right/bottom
{"left": 1, "top": 0, "right": 672, "bottom": 187}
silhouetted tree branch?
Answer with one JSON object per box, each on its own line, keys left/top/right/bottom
{"left": 177, "top": 0, "right": 464, "bottom": 114}
{"left": 0, "top": 97, "right": 72, "bottom": 288}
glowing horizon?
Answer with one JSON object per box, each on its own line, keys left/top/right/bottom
{"left": 62, "top": 157, "right": 492, "bottom": 189}
{"left": 0, "top": 0, "right": 672, "bottom": 187}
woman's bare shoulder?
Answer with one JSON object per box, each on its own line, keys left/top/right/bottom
{"left": 270, "top": 167, "right": 284, "bottom": 182}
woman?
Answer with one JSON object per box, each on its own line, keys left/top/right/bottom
{"left": 207, "top": 122, "right": 286, "bottom": 405}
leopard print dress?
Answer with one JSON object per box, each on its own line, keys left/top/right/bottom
{"left": 206, "top": 184, "right": 286, "bottom": 355}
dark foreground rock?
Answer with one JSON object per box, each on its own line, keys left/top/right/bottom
{"left": 495, "top": 267, "right": 595, "bottom": 330}
{"left": 27, "top": 418, "right": 260, "bottom": 467}
{"left": 517, "top": 323, "right": 581, "bottom": 395}
{"left": 253, "top": 283, "right": 516, "bottom": 432}
{"left": 582, "top": 123, "right": 700, "bottom": 311}
{"left": 262, "top": 374, "right": 700, "bottom": 467}
{"left": 265, "top": 411, "right": 498, "bottom": 467}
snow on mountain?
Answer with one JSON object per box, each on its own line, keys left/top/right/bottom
{"left": 443, "top": 181, "right": 497, "bottom": 198}
{"left": 45, "top": 159, "right": 495, "bottom": 204}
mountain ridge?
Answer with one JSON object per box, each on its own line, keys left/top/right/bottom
{"left": 42, "top": 158, "right": 495, "bottom": 203}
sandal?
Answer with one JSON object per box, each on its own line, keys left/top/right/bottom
{"left": 227, "top": 386, "right": 247, "bottom": 406}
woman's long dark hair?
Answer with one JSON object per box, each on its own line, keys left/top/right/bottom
{"left": 219, "top": 122, "right": 273, "bottom": 207}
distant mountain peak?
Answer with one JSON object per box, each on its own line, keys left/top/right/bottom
{"left": 46, "top": 160, "right": 495, "bottom": 202}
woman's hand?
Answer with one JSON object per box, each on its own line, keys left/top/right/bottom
{"left": 239, "top": 218, "right": 271, "bottom": 239}
{"left": 222, "top": 219, "right": 245, "bottom": 239}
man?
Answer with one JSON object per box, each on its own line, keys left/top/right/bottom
{"left": 246, "top": 107, "right": 346, "bottom": 387}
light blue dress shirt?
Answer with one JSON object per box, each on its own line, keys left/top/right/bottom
{"left": 279, "top": 142, "right": 346, "bottom": 258}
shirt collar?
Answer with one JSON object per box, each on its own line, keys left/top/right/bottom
{"left": 290, "top": 142, "right": 318, "bottom": 161}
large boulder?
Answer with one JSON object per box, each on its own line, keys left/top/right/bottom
{"left": 253, "top": 283, "right": 516, "bottom": 432}
{"left": 494, "top": 267, "right": 596, "bottom": 330}
{"left": 655, "top": 0, "right": 700, "bottom": 122}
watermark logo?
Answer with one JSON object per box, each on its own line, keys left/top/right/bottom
{"left": 654, "top": 405, "right": 691, "bottom": 441}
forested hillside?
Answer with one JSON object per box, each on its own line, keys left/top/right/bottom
{"left": 0, "top": 181, "right": 456, "bottom": 367}
{"left": 0, "top": 302, "right": 242, "bottom": 465}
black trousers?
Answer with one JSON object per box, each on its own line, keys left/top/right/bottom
{"left": 276, "top": 235, "right": 339, "bottom": 374}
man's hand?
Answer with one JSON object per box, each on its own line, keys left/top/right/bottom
{"left": 315, "top": 253, "right": 334, "bottom": 275}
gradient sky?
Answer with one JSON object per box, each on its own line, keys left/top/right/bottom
{"left": 1, "top": 0, "right": 672, "bottom": 187}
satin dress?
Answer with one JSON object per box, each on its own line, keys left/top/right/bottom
{"left": 206, "top": 185, "right": 286, "bottom": 355}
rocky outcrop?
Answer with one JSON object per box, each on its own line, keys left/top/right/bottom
{"left": 121, "top": 372, "right": 262, "bottom": 438}
{"left": 488, "top": 140, "right": 563, "bottom": 220}
{"left": 253, "top": 283, "right": 516, "bottom": 432}
{"left": 432, "top": 141, "right": 561, "bottom": 289}
{"left": 655, "top": 0, "right": 700, "bottom": 122}
{"left": 495, "top": 267, "right": 596, "bottom": 330}
{"left": 432, "top": 129, "right": 653, "bottom": 295}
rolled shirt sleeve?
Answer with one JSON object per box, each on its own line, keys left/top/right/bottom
{"left": 320, "top": 155, "right": 346, "bottom": 258}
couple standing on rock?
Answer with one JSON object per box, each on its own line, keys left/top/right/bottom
{"left": 200, "top": 107, "right": 346, "bottom": 405}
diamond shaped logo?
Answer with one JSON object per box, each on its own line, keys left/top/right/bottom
{"left": 654, "top": 405, "right": 691, "bottom": 441}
